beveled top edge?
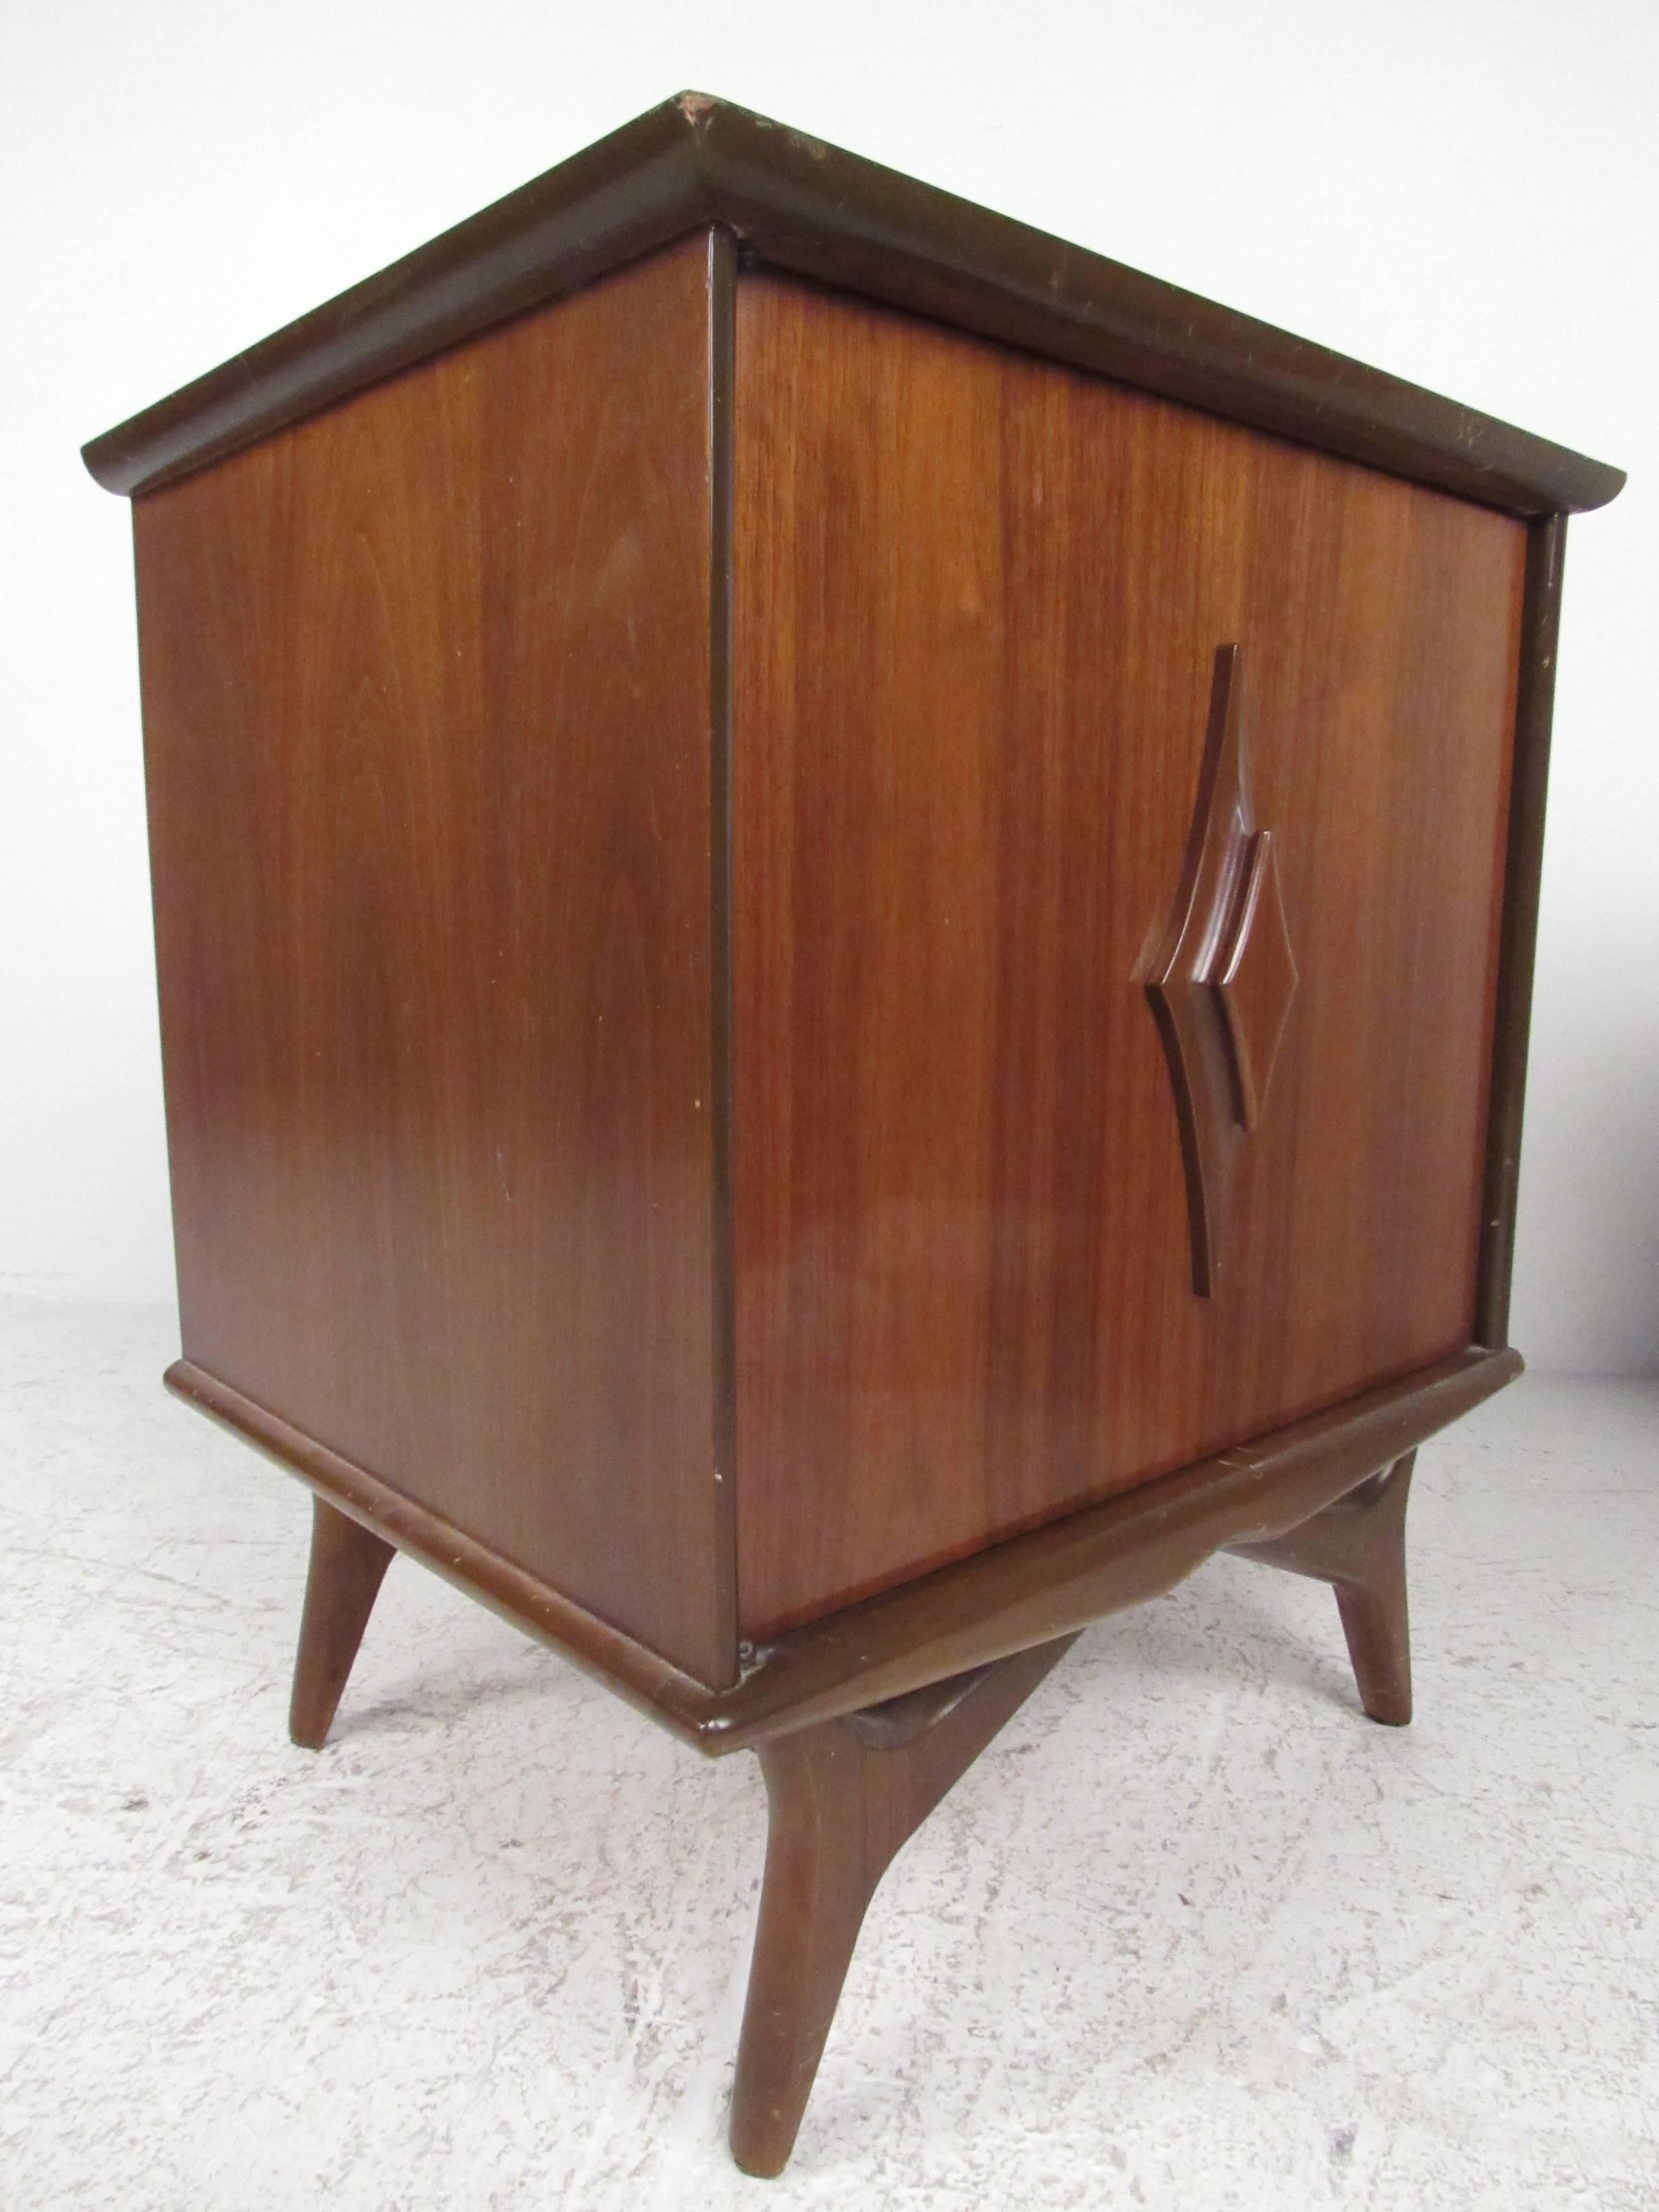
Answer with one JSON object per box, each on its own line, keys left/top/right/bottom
{"left": 83, "top": 91, "right": 1623, "bottom": 514}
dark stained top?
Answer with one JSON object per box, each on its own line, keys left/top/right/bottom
{"left": 83, "top": 91, "right": 1623, "bottom": 514}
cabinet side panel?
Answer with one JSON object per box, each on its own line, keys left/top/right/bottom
{"left": 732, "top": 272, "right": 1524, "bottom": 1639}
{"left": 136, "top": 232, "right": 732, "bottom": 1687}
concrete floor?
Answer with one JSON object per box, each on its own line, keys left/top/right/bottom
{"left": 1, "top": 1301, "right": 1654, "bottom": 2211}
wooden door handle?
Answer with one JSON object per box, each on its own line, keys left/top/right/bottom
{"left": 1143, "top": 645, "right": 1298, "bottom": 1295}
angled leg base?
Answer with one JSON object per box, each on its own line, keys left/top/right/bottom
{"left": 1228, "top": 1450, "right": 1416, "bottom": 1725}
{"left": 289, "top": 1495, "right": 396, "bottom": 1750}
{"left": 729, "top": 1633, "right": 1078, "bottom": 2178}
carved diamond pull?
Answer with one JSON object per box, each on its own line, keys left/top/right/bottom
{"left": 1143, "top": 645, "right": 1298, "bottom": 1296}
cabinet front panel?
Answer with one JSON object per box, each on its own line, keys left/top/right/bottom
{"left": 733, "top": 272, "right": 1525, "bottom": 1637}
{"left": 136, "top": 232, "right": 733, "bottom": 1687}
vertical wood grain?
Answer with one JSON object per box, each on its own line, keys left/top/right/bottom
{"left": 135, "top": 232, "right": 734, "bottom": 1687}
{"left": 731, "top": 271, "right": 1526, "bottom": 1639}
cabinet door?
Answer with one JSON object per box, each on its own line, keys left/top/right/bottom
{"left": 732, "top": 272, "right": 1525, "bottom": 1639}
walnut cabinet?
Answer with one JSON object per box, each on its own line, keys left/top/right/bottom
{"left": 85, "top": 94, "right": 1622, "bottom": 2175}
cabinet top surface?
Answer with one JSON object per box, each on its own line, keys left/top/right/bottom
{"left": 83, "top": 90, "right": 1622, "bottom": 515}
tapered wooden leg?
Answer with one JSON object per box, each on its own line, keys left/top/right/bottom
{"left": 729, "top": 1633, "right": 1077, "bottom": 2178}
{"left": 1228, "top": 1450, "right": 1415, "bottom": 1724}
{"left": 289, "top": 1495, "right": 396, "bottom": 1749}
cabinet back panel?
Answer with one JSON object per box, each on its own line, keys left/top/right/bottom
{"left": 135, "top": 232, "right": 732, "bottom": 1687}
{"left": 732, "top": 271, "right": 1525, "bottom": 1639}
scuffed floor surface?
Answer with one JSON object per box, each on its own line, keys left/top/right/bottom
{"left": 1, "top": 1302, "right": 1655, "bottom": 2211}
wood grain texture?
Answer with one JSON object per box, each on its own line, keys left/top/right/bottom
{"left": 732, "top": 271, "right": 1526, "bottom": 1639}
{"left": 82, "top": 97, "right": 1623, "bottom": 518}
{"left": 167, "top": 1343, "right": 1519, "bottom": 1753}
{"left": 136, "top": 230, "right": 735, "bottom": 1688}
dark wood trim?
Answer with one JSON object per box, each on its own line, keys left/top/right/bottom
{"left": 84, "top": 101, "right": 710, "bottom": 498}
{"left": 165, "top": 1341, "right": 1518, "bottom": 1757}
{"left": 84, "top": 94, "right": 1622, "bottom": 516}
{"left": 707, "top": 222, "right": 739, "bottom": 1666}
{"left": 1475, "top": 514, "right": 1568, "bottom": 1349}
{"left": 721, "top": 1347, "right": 1515, "bottom": 1745}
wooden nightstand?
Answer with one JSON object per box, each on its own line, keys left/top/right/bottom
{"left": 83, "top": 93, "right": 1622, "bottom": 2175}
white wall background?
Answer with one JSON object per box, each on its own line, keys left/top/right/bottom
{"left": 2, "top": 0, "right": 1653, "bottom": 1370}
